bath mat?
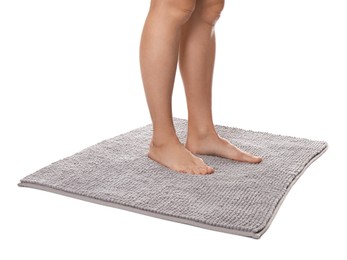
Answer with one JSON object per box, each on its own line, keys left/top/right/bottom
{"left": 18, "top": 117, "right": 328, "bottom": 239}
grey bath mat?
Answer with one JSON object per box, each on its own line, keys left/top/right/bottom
{"left": 18, "top": 118, "right": 328, "bottom": 239}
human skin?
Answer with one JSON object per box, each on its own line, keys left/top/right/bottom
{"left": 139, "top": 0, "right": 262, "bottom": 174}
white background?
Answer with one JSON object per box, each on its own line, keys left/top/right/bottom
{"left": 1, "top": 0, "right": 346, "bottom": 259}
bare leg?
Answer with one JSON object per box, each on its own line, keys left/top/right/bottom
{"left": 139, "top": 0, "right": 214, "bottom": 174}
{"left": 179, "top": 0, "right": 262, "bottom": 163}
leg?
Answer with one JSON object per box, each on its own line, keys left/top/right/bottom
{"left": 139, "top": 0, "right": 214, "bottom": 174}
{"left": 179, "top": 0, "right": 262, "bottom": 163}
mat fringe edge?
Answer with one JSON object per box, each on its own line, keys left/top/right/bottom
{"left": 18, "top": 144, "right": 328, "bottom": 239}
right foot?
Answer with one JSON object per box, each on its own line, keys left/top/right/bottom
{"left": 147, "top": 139, "right": 214, "bottom": 175}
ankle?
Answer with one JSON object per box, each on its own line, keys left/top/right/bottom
{"left": 150, "top": 135, "right": 181, "bottom": 148}
{"left": 187, "top": 125, "right": 218, "bottom": 140}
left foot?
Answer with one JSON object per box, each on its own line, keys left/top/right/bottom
{"left": 185, "top": 131, "right": 262, "bottom": 163}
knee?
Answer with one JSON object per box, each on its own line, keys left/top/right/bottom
{"left": 151, "top": 0, "right": 196, "bottom": 25}
{"left": 197, "top": 0, "right": 225, "bottom": 26}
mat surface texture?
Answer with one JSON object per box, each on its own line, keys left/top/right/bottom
{"left": 18, "top": 118, "right": 328, "bottom": 238}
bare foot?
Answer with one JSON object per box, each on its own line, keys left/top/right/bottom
{"left": 185, "top": 131, "right": 262, "bottom": 163}
{"left": 148, "top": 139, "right": 214, "bottom": 174}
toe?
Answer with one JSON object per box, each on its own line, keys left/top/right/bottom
{"left": 176, "top": 167, "right": 188, "bottom": 174}
{"left": 193, "top": 167, "right": 205, "bottom": 175}
{"left": 253, "top": 156, "right": 262, "bottom": 163}
{"left": 201, "top": 165, "right": 215, "bottom": 174}
{"left": 241, "top": 152, "right": 262, "bottom": 163}
{"left": 201, "top": 167, "right": 208, "bottom": 174}
{"left": 206, "top": 166, "right": 215, "bottom": 174}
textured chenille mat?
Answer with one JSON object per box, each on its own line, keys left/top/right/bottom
{"left": 18, "top": 118, "right": 328, "bottom": 238}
